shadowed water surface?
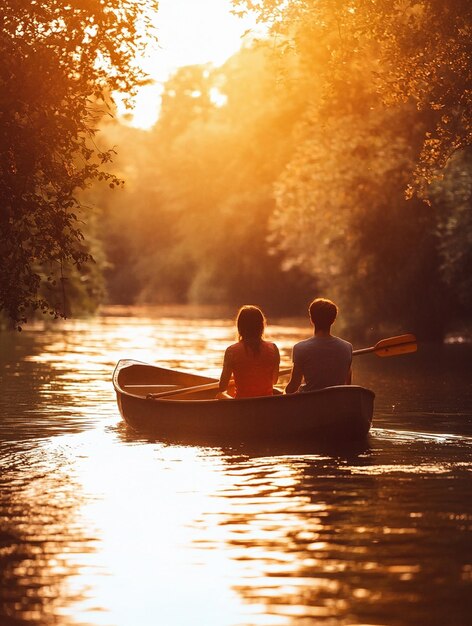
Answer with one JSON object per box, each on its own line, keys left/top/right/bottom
{"left": 0, "top": 308, "right": 471, "bottom": 626}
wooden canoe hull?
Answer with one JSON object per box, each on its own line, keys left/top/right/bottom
{"left": 113, "top": 360, "right": 375, "bottom": 443}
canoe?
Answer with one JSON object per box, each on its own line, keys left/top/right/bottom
{"left": 113, "top": 359, "right": 375, "bottom": 443}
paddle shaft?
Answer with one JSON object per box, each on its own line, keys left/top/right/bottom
{"left": 147, "top": 333, "right": 417, "bottom": 400}
{"left": 148, "top": 367, "right": 292, "bottom": 400}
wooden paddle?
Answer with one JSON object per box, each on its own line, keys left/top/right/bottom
{"left": 146, "top": 333, "right": 417, "bottom": 400}
{"left": 352, "top": 333, "right": 417, "bottom": 357}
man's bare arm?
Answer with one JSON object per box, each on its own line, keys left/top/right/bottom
{"left": 285, "top": 362, "right": 303, "bottom": 394}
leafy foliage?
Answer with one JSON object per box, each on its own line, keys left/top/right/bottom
{"left": 229, "top": 0, "right": 471, "bottom": 337}
{"left": 234, "top": 0, "right": 472, "bottom": 194}
{"left": 0, "top": 0, "right": 157, "bottom": 327}
{"left": 430, "top": 148, "right": 472, "bottom": 314}
{"left": 10, "top": 0, "right": 466, "bottom": 337}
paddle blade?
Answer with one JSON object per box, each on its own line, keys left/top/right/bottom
{"left": 374, "top": 334, "right": 417, "bottom": 357}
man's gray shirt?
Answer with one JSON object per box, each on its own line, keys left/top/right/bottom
{"left": 292, "top": 335, "right": 352, "bottom": 391}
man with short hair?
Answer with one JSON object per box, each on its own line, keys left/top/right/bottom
{"left": 285, "top": 298, "right": 352, "bottom": 394}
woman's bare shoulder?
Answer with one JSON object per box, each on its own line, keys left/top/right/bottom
{"left": 225, "top": 341, "right": 242, "bottom": 354}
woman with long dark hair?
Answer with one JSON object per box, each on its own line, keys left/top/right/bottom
{"left": 217, "top": 305, "right": 280, "bottom": 399}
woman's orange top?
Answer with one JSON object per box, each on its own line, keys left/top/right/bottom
{"left": 224, "top": 340, "right": 279, "bottom": 398}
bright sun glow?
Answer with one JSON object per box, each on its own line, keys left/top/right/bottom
{"left": 119, "top": 0, "right": 260, "bottom": 129}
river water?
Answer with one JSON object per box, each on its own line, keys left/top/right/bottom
{"left": 1, "top": 307, "right": 471, "bottom": 626}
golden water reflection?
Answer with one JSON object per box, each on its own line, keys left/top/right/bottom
{"left": 1, "top": 308, "right": 472, "bottom": 625}
{"left": 60, "top": 435, "right": 352, "bottom": 626}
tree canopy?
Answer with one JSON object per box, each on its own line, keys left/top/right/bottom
{"left": 2, "top": 0, "right": 470, "bottom": 339}
{"left": 0, "top": 0, "right": 157, "bottom": 328}
{"left": 95, "top": 2, "right": 471, "bottom": 337}
{"left": 228, "top": 0, "right": 472, "bottom": 338}
{"left": 234, "top": 0, "right": 472, "bottom": 195}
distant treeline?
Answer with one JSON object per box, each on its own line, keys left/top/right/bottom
{"left": 96, "top": 51, "right": 317, "bottom": 320}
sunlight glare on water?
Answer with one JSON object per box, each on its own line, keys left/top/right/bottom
{"left": 56, "top": 434, "right": 244, "bottom": 626}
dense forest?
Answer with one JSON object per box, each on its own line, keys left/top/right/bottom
{"left": 1, "top": 0, "right": 471, "bottom": 339}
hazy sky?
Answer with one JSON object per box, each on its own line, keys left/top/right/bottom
{"left": 124, "top": 0, "right": 258, "bottom": 128}
{"left": 153, "top": 0, "right": 255, "bottom": 73}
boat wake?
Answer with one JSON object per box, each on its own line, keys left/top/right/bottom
{"left": 372, "top": 427, "right": 472, "bottom": 445}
